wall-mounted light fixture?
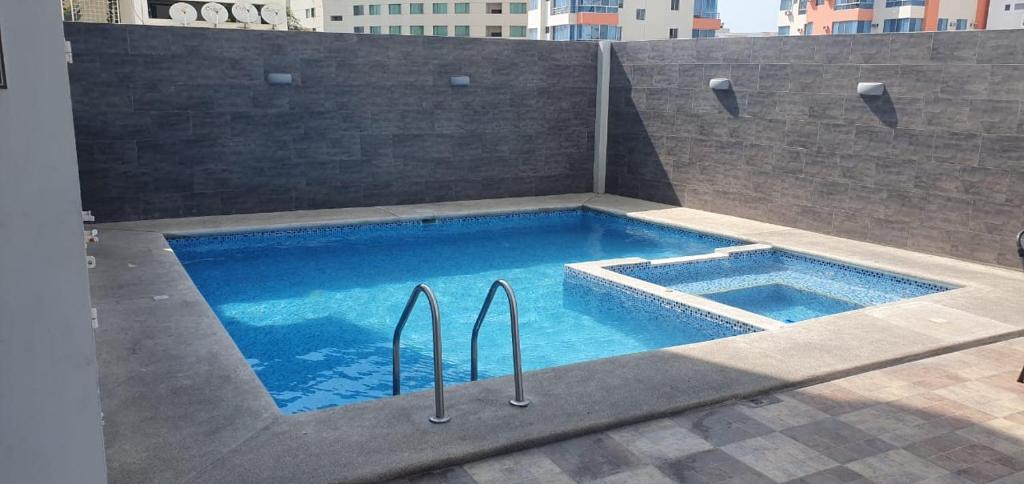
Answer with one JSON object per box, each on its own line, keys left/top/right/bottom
{"left": 266, "top": 73, "right": 293, "bottom": 85}
{"left": 857, "top": 82, "right": 885, "bottom": 96}
{"left": 450, "top": 75, "right": 470, "bottom": 87}
{"left": 709, "top": 78, "right": 732, "bottom": 91}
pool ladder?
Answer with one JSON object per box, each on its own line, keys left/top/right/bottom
{"left": 471, "top": 280, "right": 530, "bottom": 408}
{"left": 391, "top": 280, "right": 530, "bottom": 424}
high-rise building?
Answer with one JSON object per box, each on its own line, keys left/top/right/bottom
{"left": 63, "top": 0, "right": 324, "bottom": 31}
{"left": 987, "top": 1, "right": 1024, "bottom": 29}
{"left": 777, "top": 0, "right": 990, "bottom": 36}
{"left": 323, "top": 0, "right": 720, "bottom": 40}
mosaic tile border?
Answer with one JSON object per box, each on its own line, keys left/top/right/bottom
{"left": 565, "top": 266, "right": 764, "bottom": 335}
{"left": 611, "top": 248, "right": 955, "bottom": 294}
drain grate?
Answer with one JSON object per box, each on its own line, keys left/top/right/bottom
{"left": 744, "top": 395, "right": 782, "bottom": 408}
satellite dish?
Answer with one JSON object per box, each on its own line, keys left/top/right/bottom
{"left": 261, "top": 4, "right": 287, "bottom": 26}
{"left": 231, "top": 2, "right": 260, "bottom": 24}
{"left": 201, "top": 2, "right": 229, "bottom": 24}
{"left": 168, "top": 2, "right": 198, "bottom": 26}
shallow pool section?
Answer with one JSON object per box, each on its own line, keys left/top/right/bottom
{"left": 613, "top": 249, "right": 951, "bottom": 323}
{"left": 170, "top": 210, "right": 744, "bottom": 414}
{"left": 703, "top": 284, "right": 863, "bottom": 323}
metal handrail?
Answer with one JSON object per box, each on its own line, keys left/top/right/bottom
{"left": 392, "top": 284, "right": 450, "bottom": 424}
{"left": 470, "top": 280, "right": 529, "bottom": 407}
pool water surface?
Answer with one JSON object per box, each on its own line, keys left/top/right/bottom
{"left": 170, "top": 210, "right": 744, "bottom": 413}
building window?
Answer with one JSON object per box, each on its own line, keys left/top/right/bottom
{"left": 527, "top": 27, "right": 538, "bottom": 38}
{"left": 956, "top": 19, "right": 968, "bottom": 30}
{"left": 778, "top": 25, "right": 790, "bottom": 35}
{"left": 671, "top": 0, "right": 679, "bottom": 10}
{"left": 487, "top": 2, "right": 503, "bottom": 13}
{"left": 831, "top": 20, "right": 871, "bottom": 34}
{"left": 353, "top": 5, "right": 364, "bottom": 15}
{"left": 780, "top": 0, "right": 790, "bottom": 10}
{"left": 798, "top": 0, "right": 806, "bottom": 14}
{"left": 389, "top": 25, "right": 402, "bottom": 34}
{"left": 455, "top": 2, "right": 470, "bottom": 12}
{"left": 353, "top": 26, "right": 365, "bottom": 32}
{"left": 692, "top": 29, "right": 715, "bottom": 38}
{"left": 330, "top": 15, "right": 344, "bottom": 21}
{"left": 552, "top": 24, "right": 621, "bottom": 40}
{"left": 669, "top": 28, "right": 678, "bottom": 38}
{"left": 883, "top": 17, "right": 923, "bottom": 32}
{"left": 636, "top": 8, "right": 645, "bottom": 19}
{"left": 368, "top": 4, "right": 381, "bottom": 14}
{"left": 305, "top": 8, "right": 316, "bottom": 17}
{"left": 528, "top": 0, "right": 538, "bottom": 9}
{"left": 694, "top": 0, "right": 718, "bottom": 18}
{"left": 834, "top": 0, "right": 874, "bottom": 10}
{"left": 410, "top": 3, "right": 424, "bottom": 13}
{"left": 510, "top": 2, "right": 528, "bottom": 13}
{"left": 388, "top": 3, "right": 401, "bottom": 13}
{"left": 455, "top": 25, "right": 470, "bottom": 36}
{"left": 885, "top": 0, "right": 924, "bottom": 6}
{"left": 410, "top": 25, "right": 425, "bottom": 35}
{"left": 433, "top": 25, "right": 448, "bottom": 35}
{"left": 936, "top": 17, "right": 948, "bottom": 31}
{"left": 370, "top": 25, "right": 382, "bottom": 33}
{"left": 433, "top": 3, "right": 448, "bottom": 13}
{"left": 804, "top": 22, "right": 813, "bottom": 34}
{"left": 486, "top": 25, "right": 502, "bottom": 36}
{"left": 509, "top": 25, "right": 527, "bottom": 37}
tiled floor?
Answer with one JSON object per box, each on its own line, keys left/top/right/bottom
{"left": 394, "top": 339, "right": 1024, "bottom": 484}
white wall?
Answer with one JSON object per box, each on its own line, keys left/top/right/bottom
{"left": 0, "top": 1, "right": 108, "bottom": 483}
{"left": 988, "top": 1, "right": 1024, "bottom": 29}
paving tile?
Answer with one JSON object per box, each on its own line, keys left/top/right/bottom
{"left": 673, "top": 404, "right": 776, "bottom": 447}
{"left": 721, "top": 432, "right": 838, "bottom": 482}
{"left": 606, "top": 418, "right": 713, "bottom": 464}
{"left": 846, "top": 449, "right": 947, "bottom": 484}
{"left": 588, "top": 465, "right": 675, "bottom": 484}
{"left": 462, "top": 449, "right": 574, "bottom": 484}
{"left": 838, "top": 403, "right": 928, "bottom": 438}
{"left": 787, "top": 384, "right": 875, "bottom": 417}
{"left": 540, "top": 433, "right": 643, "bottom": 482}
{"left": 783, "top": 465, "right": 870, "bottom": 484}
{"left": 781, "top": 418, "right": 876, "bottom": 456}
{"left": 657, "top": 448, "right": 774, "bottom": 484}
{"left": 739, "top": 394, "right": 832, "bottom": 431}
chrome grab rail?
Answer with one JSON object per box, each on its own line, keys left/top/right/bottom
{"left": 392, "top": 284, "right": 450, "bottom": 424}
{"left": 470, "top": 280, "right": 529, "bottom": 408}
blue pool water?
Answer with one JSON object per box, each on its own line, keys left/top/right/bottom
{"left": 614, "top": 249, "right": 951, "bottom": 322}
{"left": 170, "top": 210, "right": 742, "bottom": 414}
{"left": 703, "top": 284, "right": 863, "bottom": 323}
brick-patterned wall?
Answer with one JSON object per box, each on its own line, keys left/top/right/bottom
{"left": 607, "top": 31, "right": 1024, "bottom": 268}
{"left": 65, "top": 23, "right": 596, "bottom": 221}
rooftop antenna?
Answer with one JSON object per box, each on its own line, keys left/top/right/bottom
{"left": 168, "top": 2, "right": 198, "bottom": 26}
{"left": 201, "top": 2, "right": 229, "bottom": 27}
{"left": 260, "top": 4, "right": 288, "bottom": 30}
{"left": 231, "top": 2, "right": 260, "bottom": 27}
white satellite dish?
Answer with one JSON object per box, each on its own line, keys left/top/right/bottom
{"left": 201, "top": 2, "right": 229, "bottom": 25}
{"left": 231, "top": 2, "right": 260, "bottom": 24}
{"left": 261, "top": 4, "right": 287, "bottom": 26}
{"left": 168, "top": 2, "right": 198, "bottom": 26}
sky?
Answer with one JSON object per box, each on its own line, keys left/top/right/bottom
{"left": 718, "top": 0, "right": 779, "bottom": 33}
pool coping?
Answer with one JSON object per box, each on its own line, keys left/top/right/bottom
{"left": 88, "top": 193, "right": 1024, "bottom": 483}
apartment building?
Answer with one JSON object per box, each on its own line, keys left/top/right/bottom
{"left": 324, "top": 0, "right": 719, "bottom": 40}
{"left": 777, "top": 0, "right": 990, "bottom": 36}
{"left": 322, "top": 0, "right": 530, "bottom": 37}
{"left": 988, "top": 1, "right": 1024, "bottom": 29}
{"left": 63, "top": 0, "right": 324, "bottom": 30}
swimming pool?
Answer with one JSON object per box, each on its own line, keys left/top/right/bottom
{"left": 170, "top": 210, "right": 745, "bottom": 414}
{"left": 611, "top": 249, "right": 952, "bottom": 323}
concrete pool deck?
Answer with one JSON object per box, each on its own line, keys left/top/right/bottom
{"left": 89, "top": 193, "right": 1024, "bottom": 483}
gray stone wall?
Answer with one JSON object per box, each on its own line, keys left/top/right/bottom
{"left": 65, "top": 23, "right": 596, "bottom": 221}
{"left": 607, "top": 31, "right": 1024, "bottom": 268}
